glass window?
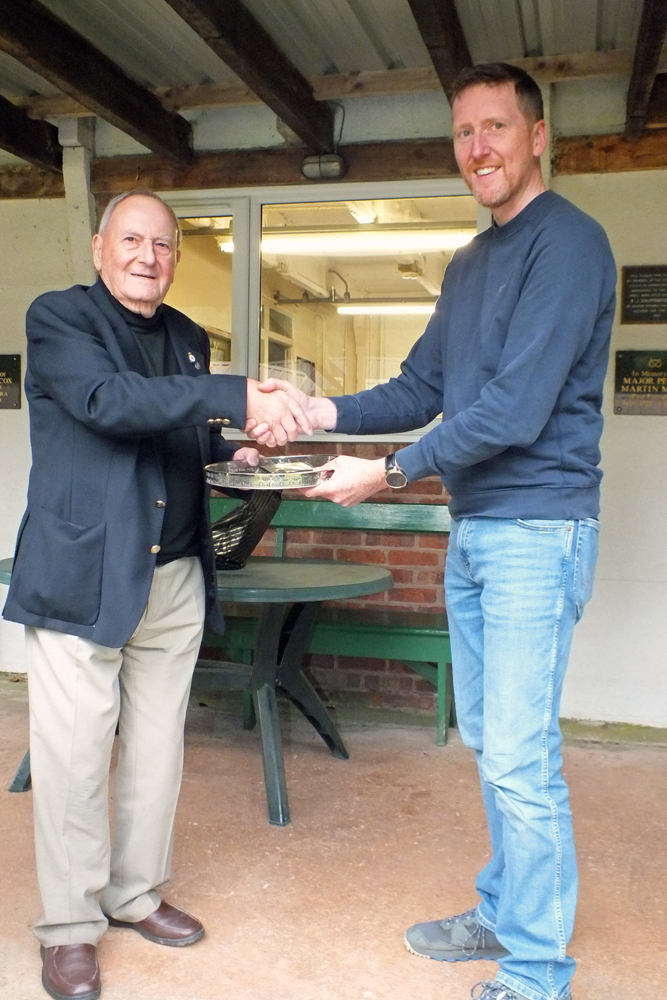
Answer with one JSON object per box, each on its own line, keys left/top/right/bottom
{"left": 259, "top": 196, "right": 476, "bottom": 396}
{"left": 164, "top": 215, "right": 233, "bottom": 374}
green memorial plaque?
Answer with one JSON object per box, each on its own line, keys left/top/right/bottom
{"left": 614, "top": 350, "right": 667, "bottom": 415}
{"left": 0, "top": 355, "right": 21, "bottom": 409}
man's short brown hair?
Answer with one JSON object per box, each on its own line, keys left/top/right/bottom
{"left": 451, "top": 62, "right": 544, "bottom": 124}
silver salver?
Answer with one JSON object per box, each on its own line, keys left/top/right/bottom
{"left": 205, "top": 454, "right": 335, "bottom": 490}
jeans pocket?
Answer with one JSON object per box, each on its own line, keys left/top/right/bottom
{"left": 574, "top": 522, "right": 599, "bottom": 621}
{"left": 515, "top": 519, "right": 572, "bottom": 531}
{"left": 14, "top": 506, "right": 106, "bottom": 626}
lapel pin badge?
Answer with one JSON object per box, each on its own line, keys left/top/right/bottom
{"left": 188, "top": 352, "right": 201, "bottom": 370}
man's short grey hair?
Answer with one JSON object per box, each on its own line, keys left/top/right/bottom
{"left": 97, "top": 189, "right": 182, "bottom": 247}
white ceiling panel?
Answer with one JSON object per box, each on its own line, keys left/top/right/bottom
{"left": 0, "top": 50, "right": 61, "bottom": 98}
{"left": 244, "top": 0, "right": 386, "bottom": 75}
{"left": 536, "top": 0, "right": 599, "bottom": 55}
{"left": 37, "top": 0, "right": 240, "bottom": 88}
{"left": 458, "top": 0, "right": 526, "bottom": 62}
{"left": 598, "top": 0, "right": 643, "bottom": 50}
{"left": 343, "top": 0, "right": 432, "bottom": 69}
{"left": 516, "top": 0, "right": 542, "bottom": 57}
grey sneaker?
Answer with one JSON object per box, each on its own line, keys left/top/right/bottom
{"left": 404, "top": 908, "right": 509, "bottom": 962}
{"left": 471, "top": 982, "right": 535, "bottom": 1000}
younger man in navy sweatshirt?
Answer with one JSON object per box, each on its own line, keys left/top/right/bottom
{"left": 250, "top": 63, "right": 616, "bottom": 1000}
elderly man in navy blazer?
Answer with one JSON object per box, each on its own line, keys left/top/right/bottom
{"left": 3, "top": 190, "right": 307, "bottom": 1000}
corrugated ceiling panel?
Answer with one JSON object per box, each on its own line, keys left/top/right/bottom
{"left": 343, "top": 0, "right": 432, "bottom": 69}
{"left": 599, "top": 0, "right": 643, "bottom": 50}
{"left": 537, "top": 0, "right": 598, "bottom": 55}
{"left": 457, "top": 0, "right": 526, "bottom": 62}
{"left": 243, "top": 0, "right": 386, "bottom": 75}
{"left": 517, "top": 0, "right": 541, "bottom": 57}
{"left": 37, "top": 0, "right": 240, "bottom": 88}
{"left": 0, "top": 50, "right": 61, "bottom": 98}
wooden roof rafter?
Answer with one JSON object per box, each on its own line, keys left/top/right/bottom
{"left": 625, "top": 0, "right": 667, "bottom": 140}
{"left": 163, "top": 0, "right": 334, "bottom": 153}
{"left": 405, "top": 0, "right": 472, "bottom": 103}
{"left": 0, "top": 92, "right": 61, "bottom": 172}
{"left": 0, "top": 0, "right": 193, "bottom": 163}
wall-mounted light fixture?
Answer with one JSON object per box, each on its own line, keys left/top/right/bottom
{"left": 300, "top": 153, "right": 348, "bottom": 181}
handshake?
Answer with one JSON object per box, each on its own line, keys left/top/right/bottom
{"left": 242, "top": 377, "right": 390, "bottom": 507}
{"left": 244, "top": 378, "right": 338, "bottom": 447}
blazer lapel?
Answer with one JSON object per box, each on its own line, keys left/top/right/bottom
{"left": 86, "top": 280, "right": 149, "bottom": 377}
{"left": 164, "top": 310, "right": 206, "bottom": 377}
{"left": 163, "top": 309, "right": 211, "bottom": 463}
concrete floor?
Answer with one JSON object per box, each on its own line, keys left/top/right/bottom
{"left": 0, "top": 674, "right": 665, "bottom": 1000}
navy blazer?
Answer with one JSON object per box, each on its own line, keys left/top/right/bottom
{"left": 3, "top": 281, "right": 247, "bottom": 647}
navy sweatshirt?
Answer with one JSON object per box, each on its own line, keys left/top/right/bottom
{"left": 333, "top": 191, "right": 617, "bottom": 520}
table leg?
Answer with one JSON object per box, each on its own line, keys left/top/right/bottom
{"left": 9, "top": 750, "right": 31, "bottom": 792}
{"left": 277, "top": 602, "right": 349, "bottom": 760}
{"left": 253, "top": 604, "right": 290, "bottom": 826}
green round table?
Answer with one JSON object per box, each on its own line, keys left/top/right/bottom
{"left": 0, "top": 555, "right": 394, "bottom": 825}
{"left": 210, "top": 557, "right": 393, "bottom": 824}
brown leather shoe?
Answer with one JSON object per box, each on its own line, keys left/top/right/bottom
{"left": 107, "top": 901, "right": 204, "bottom": 947}
{"left": 40, "top": 944, "right": 100, "bottom": 1000}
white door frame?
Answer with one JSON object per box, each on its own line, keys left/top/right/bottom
{"left": 162, "top": 178, "right": 470, "bottom": 381}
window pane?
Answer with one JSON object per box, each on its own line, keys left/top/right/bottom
{"left": 164, "top": 216, "right": 233, "bottom": 374}
{"left": 259, "top": 196, "right": 476, "bottom": 397}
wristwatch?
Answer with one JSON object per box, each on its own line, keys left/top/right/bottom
{"left": 385, "top": 453, "right": 408, "bottom": 489}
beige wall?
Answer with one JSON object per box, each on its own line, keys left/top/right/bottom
{"left": 0, "top": 199, "right": 73, "bottom": 672}
{"left": 2, "top": 175, "right": 667, "bottom": 727}
{"left": 553, "top": 171, "right": 667, "bottom": 727}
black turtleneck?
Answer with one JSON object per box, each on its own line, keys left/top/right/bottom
{"left": 97, "top": 278, "right": 204, "bottom": 564}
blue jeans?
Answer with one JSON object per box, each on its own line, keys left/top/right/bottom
{"left": 445, "top": 516, "right": 600, "bottom": 1000}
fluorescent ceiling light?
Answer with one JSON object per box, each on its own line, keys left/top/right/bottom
{"left": 216, "top": 229, "right": 475, "bottom": 256}
{"left": 262, "top": 230, "right": 474, "bottom": 256}
{"left": 337, "top": 304, "right": 436, "bottom": 316}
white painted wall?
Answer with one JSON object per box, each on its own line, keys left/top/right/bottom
{"left": 553, "top": 171, "right": 667, "bottom": 727}
{"left": 0, "top": 199, "right": 73, "bottom": 672}
{"left": 1, "top": 160, "right": 666, "bottom": 728}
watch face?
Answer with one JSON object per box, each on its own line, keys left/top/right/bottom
{"left": 386, "top": 469, "right": 408, "bottom": 488}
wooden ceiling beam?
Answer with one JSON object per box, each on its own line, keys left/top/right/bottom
{"left": 625, "top": 0, "right": 667, "bottom": 140}
{"left": 645, "top": 73, "right": 667, "bottom": 127}
{"left": 0, "top": 139, "right": 459, "bottom": 199}
{"left": 554, "top": 129, "right": 667, "bottom": 174}
{"left": 0, "top": 0, "right": 192, "bottom": 163}
{"left": 0, "top": 92, "right": 61, "bottom": 172}
{"left": 406, "top": 0, "right": 472, "bottom": 101}
{"left": 13, "top": 49, "right": 667, "bottom": 122}
{"left": 162, "top": 0, "right": 333, "bottom": 152}
{"left": 5, "top": 128, "right": 667, "bottom": 202}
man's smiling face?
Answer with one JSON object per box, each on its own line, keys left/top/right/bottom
{"left": 452, "top": 81, "right": 546, "bottom": 225}
{"left": 92, "top": 195, "right": 180, "bottom": 317}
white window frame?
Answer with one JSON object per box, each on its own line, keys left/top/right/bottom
{"left": 162, "top": 177, "right": 472, "bottom": 442}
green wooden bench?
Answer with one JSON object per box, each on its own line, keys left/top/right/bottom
{"left": 205, "top": 498, "right": 455, "bottom": 745}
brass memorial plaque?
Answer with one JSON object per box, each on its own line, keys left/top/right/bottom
{"left": 0, "top": 355, "right": 21, "bottom": 409}
{"left": 614, "top": 350, "right": 667, "bottom": 415}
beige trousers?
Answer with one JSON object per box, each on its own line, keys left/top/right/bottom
{"left": 26, "top": 556, "right": 205, "bottom": 947}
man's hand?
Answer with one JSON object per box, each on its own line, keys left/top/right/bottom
{"left": 300, "top": 455, "right": 387, "bottom": 507}
{"left": 245, "top": 378, "right": 312, "bottom": 447}
{"left": 232, "top": 446, "right": 260, "bottom": 465}
{"left": 245, "top": 378, "right": 337, "bottom": 445}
